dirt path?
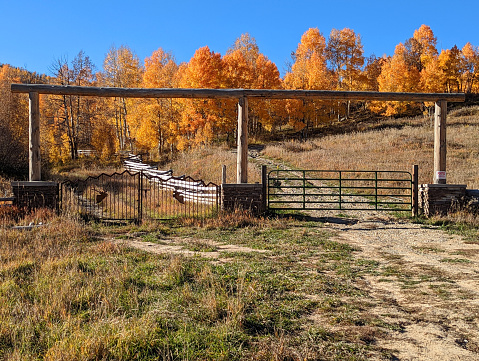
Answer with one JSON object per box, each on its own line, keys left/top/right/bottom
{"left": 329, "top": 213, "right": 479, "bottom": 360}
{"left": 108, "top": 236, "right": 268, "bottom": 259}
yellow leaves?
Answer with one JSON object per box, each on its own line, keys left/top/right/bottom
{"left": 438, "top": 46, "right": 463, "bottom": 93}
{"left": 180, "top": 46, "right": 224, "bottom": 89}
{"left": 19, "top": 26, "right": 479, "bottom": 163}
{"left": 285, "top": 28, "right": 329, "bottom": 91}
{"left": 177, "top": 45, "right": 231, "bottom": 147}
{"left": 296, "top": 28, "right": 326, "bottom": 61}
{"left": 461, "top": 43, "right": 479, "bottom": 93}
{"left": 384, "top": 43, "right": 420, "bottom": 93}
{"left": 420, "top": 56, "right": 443, "bottom": 93}
{"left": 376, "top": 43, "right": 421, "bottom": 116}
{"left": 143, "top": 48, "right": 177, "bottom": 88}
{"left": 413, "top": 24, "right": 438, "bottom": 63}
{"left": 326, "top": 28, "right": 364, "bottom": 90}
{"left": 223, "top": 49, "right": 254, "bottom": 88}
{"left": 103, "top": 45, "right": 142, "bottom": 88}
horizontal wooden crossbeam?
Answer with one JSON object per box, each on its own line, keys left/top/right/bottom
{"left": 11, "top": 84, "right": 466, "bottom": 102}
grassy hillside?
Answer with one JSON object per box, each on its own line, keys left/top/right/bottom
{"left": 35, "top": 105, "right": 479, "bottom": 191}
{"left": 261, "top": 106, "right": 479, "bottom": 188}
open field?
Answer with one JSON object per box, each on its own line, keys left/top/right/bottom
{"left": 1, "top": 108, "right": 479, "bottom": 360}
{"left": 1, "top": 207, "right": 479, "bottom": 360}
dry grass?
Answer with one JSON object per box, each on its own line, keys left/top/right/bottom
{"left": 262, "top": 107, "right": 479, "bottom": 188}
{"left": 167, "top": 145, "right": 262, "bottom": 185}
{"left": 0, "top": 208, "right": 386, "bottom": 360}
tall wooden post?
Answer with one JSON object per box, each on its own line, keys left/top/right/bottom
{"left": 29, "top": 92, "right": 41, "bottom": 181}
{"left": 237, "top": 97, "right": 248, "bottom": 183}
{"left": 434, "top": 101, "right": 447, "bottom": 184}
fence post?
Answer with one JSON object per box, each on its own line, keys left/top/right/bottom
{"left": 29, "top": 92, "right": 41, "bottom": 181}
{"left": 434, "top": 101, "right": 447, "bottom": 184}
{"left": 222, "top": 165, "right": 227, "bottom": 184}
{"left": 412, "top": 165, "right": 419, "bottom": 217}
{"left": 303, "top": 170, "right": 306, "bottom": 209}
{"left": 237, "top": 97, "right": 248, "bottom": 183}
{"left": 138, "top": 171, "right": 143, "bottom": 223}
{"left": 339, "top": 171, "right": 342, "bottom": 210}
{"left": 261, "top": 165, "right": 267, "bottom": 212}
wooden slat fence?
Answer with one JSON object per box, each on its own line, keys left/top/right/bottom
{"left": 123, "top": 154, "right": 219, "bottom": 205}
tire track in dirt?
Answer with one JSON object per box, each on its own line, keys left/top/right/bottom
{"left": 324, "top": 215, "right": 479, "bottom": 360}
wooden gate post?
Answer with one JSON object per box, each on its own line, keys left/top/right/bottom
{"left": 412, "top": 164, "right": 419, "bottom": 217}
{"left": 29, "top": 92, "right": 41, "bottom": 181}
{"left": 261, "top": 165, "right": 267, "bottom": 212}
{"left": 434, "top": 101, "right": 447, "bottom": 184}
{"left": 237, "top": 96, "right": 248, "bottom": 183}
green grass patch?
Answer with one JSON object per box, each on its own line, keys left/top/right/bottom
{"left": 439, "top": 258, "right": 472, "bottom": 264}
{"left": 0, "top": 210, "right": 397, "bottom": 360}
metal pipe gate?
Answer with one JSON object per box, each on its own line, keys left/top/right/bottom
{"left": 268, "top": 169, "right": 416, "bottom": 213}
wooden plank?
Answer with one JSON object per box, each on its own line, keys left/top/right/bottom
{"left": 434, "top": 101, "right": 447, "bottom": 184}
{"left": 237, "top": 97, "right": 248, "bottom": 183}
{"left": 29, "top": 92, "right": 41, "bottom": 181}
{"left": 12, "top": 84, "right": 243, "bottom": 99}
{"left": 243, "top": 89, "right": 466, "bottom": 102}
{"left": 11, "top": 84, "right": 466, "bottom": 102}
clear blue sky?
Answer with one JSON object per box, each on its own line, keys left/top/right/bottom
{"left": 1, "top": 0, "right": 478, "bottom": 77}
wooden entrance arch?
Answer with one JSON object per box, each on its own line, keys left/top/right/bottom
{"left": 11, "top": 84, "right": 465, "bottom": 184}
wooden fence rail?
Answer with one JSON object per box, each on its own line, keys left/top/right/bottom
{"left": 123, "top": 155, "right": 218, "bottom": 205}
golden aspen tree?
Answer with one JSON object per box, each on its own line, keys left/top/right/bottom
{"left": 284, "top": 28, "right": 333, "bottom": 131}
{"left": 407, "top": 26, "right": 441, "bottom": 112}
{"left": 284, "top": 28, "right": 329, "bottom": 90}
{"left": 131, "top": 48, "right": 179, "bottom": 156}
{"left": 177, "top": 46, "right": 228, "bottom": 149}
{"left": 91, "top": 97, "right": 117, "bottom": 159}
{"left": 100, "top": 45, "right": 143, "bottom": 152}
{"left": 250, "top": 53, "right": 284, "bottom": 133}
{"left": 45, "top": 51, "right": 96, "bottom": 161}
{"left": 326, "top": 28, "right": 364, "bottom": 91}
{"left": 362, "top": 55, "right": 386, "bottom": 91}
{"left": 413, "top": 24, "right": 438, "bottom": 68}
{"left": 0, "top": 65, "right": 29, "bottom": 174}
{"left": 326, "top": 28, "right": 365, "bottom": 118}
{"left": 222, "top": 48, "right": 251, "bottom": 140}
{"left": 224, "top": 34, "right": 283, "bottom": 135}
{"left": 438, "top": 46, "right": 463, "bottom": 93}
{"left": 420, "top": 56, "right": 444, "bottom": 93}
{"left": 461, "top": 42, "right": 479, "bottom": 93}
{"left": 412, "top": 26, "right": 440, "bottom": 95}
{"left": 375, "top": 43, "right": 421, "bottom": 116}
